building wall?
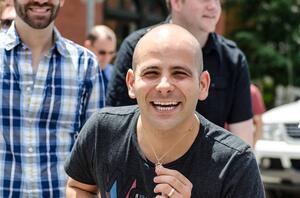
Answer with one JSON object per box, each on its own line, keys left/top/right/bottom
{"left": 55, "top": 0, "right": 104, "bottom": 45}
{"left": 216, "top": 12, "right": 225, "bottom": 35}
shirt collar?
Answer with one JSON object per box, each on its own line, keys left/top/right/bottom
{"left": 2, "top": 21, "right": 21, "bottom": 50}
{"left": 203, "top": 33, "right": 220, "bottom": 54}
{"left": 52, "top": 27, "right": 69, "bottom": 57}
{"left": 202, "top": 33, "right": 223, "bottom": 67}
{"left": 2, "top": 22, "right": 68, "bottom": 57}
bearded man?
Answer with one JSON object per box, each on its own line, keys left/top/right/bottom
{"left": 0, "top": 0, "right": 105, "bottom": 197}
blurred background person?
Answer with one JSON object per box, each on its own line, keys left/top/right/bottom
{"left": 0, "top": 0, "right": 15, "bottom": 31}
{"left": 251, "top": 83, "right": 266, "bottom": 146}
{"left": 84, "top": 25, "right": 117, "bottom": 92}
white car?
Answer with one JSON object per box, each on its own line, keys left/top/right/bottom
{"left": 255, "top": 100, "right": 300, "bottom": 192}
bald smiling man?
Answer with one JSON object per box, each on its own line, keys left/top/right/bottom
{"left": 64, "top": 24, "right": 264, "bottom": 198}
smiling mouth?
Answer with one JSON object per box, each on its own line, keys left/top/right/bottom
{"left": 203, "top": 15, "right": 216, "bottom": 19}
{"left": 151, "top": 101, "right": 180, "bottom": 111}
{"left": 29, "top": 7, "right": 51, "bottom": 14}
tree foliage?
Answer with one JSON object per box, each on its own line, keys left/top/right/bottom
{"left": 224, "top": 0, "right": 300, "bottom": 107}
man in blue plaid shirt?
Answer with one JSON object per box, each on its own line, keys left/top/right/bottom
{"left": 0, "top": 0, "right": 105, "bottom": 197}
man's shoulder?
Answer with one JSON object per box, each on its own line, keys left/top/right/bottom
{"left": 58, "top": 36, "right": 96, "bottom": 59}
{"left": 95, "top": 105, "right": 139, "bottom": 127}
{"left": 213, "top": 33, "right": 238, "bottom": 49}
{"left": 199, "top": 115, "right": 250, "bottom": 153}
{"left": 100, "top": 105, "right": 139, "bottom": 116}
{"left": 81, "top": 106, "right": 138, "bottom": 142}
{"left": 212, "top": 33, "right": 246, "bottom": 57}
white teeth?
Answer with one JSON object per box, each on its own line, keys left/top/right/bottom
{"left": 156, "top": 106, "right": 176, "bottom": 111}
{"left": 153, "top": 101, "right": 178, "bottom": 106}
{"left": 30, "top": 7, "right": 49, "bottom": 13}
{"left": 152, "top": 101, "right": 179, "bottom": 111}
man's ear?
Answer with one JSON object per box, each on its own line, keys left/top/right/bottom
{"left": 170, "top": 0, "right": 184, "bottom": 12}
{"left": 60, "top": 0, "right": 65, "bottom": 7}
{"left": 84, "top": 40, "right": 92, "bottom": 49}
{"left": 126, "top": 69, "right": 136, "bottom": 99}
{"left": 198, "top": 71, "right": 210, "bottom": 101}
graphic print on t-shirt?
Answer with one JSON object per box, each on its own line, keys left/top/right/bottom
{"left": 110, "top": 179, "right": 149, "bottom": 198}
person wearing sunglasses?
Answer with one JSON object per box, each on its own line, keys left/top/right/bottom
{"left": 85, "top": 25, "right": 117, "bottom": 93}
{"left": 0, "top": 3, "right": 15, "bottom": 31}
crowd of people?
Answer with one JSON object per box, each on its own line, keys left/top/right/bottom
{"left": 0, "top": 0, "right": 266, "bottom": 197}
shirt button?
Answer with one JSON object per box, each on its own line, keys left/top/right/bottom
{"left": 28, "top": 147, "right": 33, "bottom": 153}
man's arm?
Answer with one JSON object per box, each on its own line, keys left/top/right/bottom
{"left": 223, "top": 149, "right": 265, "bottom": 198}
{"left": 228, "top": 119, "right": 254, "bottom": 147}
{"left": 253, "top": 115, "right": 263, "bottom": 145}
{"left": 227, "top": 51, "right": 254, "bottom": 147}
{"left": 64, "top": 113, "right": 100, "bottom": 197}
{"left": 66, "top": 177, "right": 98, "bottom": 198}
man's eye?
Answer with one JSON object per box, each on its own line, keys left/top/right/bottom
{"left": 173, "top": 71, "right": 188, "bottom": 77}
{"left": 142, "top": 71, "right": 159, "bottom": 77}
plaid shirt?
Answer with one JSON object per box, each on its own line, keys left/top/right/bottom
{"left": 0, "top": 24, "right": 105, "bottom": 197}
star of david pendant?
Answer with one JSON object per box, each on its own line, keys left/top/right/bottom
{"left": 155, "top": 162, "right": 162, "bottom": 168}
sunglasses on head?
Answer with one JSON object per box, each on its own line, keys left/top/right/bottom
{"left": 98, "top": 50, "right": 115, "bottom": 56}
{"left": 0, "top": 19, "right": 13, "bottom": 29}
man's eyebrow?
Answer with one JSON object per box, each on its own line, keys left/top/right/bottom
{"left": 139, "top": 65, "right": 159, "bottom": 72}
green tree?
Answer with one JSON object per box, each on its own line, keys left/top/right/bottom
{"left": 224, "top": 0, "right": 300, "bottom": 107}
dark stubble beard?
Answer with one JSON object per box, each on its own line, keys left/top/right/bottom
{"left": 14, "top": 0, "right": 60, "bottom": 29}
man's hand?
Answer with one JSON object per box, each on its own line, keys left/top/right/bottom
{"left": 153, "top": 165, "right": 193, "bottom": 198}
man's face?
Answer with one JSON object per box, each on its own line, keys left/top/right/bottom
{"left": 178, "top": 0, "right": 221, "bottom": 33}
{"left": 14, "top": 0, "right": 64, "bottom": 29}
{"left": 91, "top": 37, "right": 116, "bottom": 69}
{"left": 0, "top": 6, "right": 16, "bottom": 30}
{"left": 127, "top": 34, "right": 205, "bottom": 130}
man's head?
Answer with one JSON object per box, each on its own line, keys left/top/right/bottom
{"left": 0, "top": 4, "right": 15, "bottom": 30}
{"left": 167, "top": 0, "right": 221, "bottom": 34}
{"left": 126, "top": 24, "right": 210, "bottom": 130}
{"left": 84, "top": 25, "right": 117, "bottom": 69}
{"left": 14, "top": 0, "right": 64, "bottom": 29}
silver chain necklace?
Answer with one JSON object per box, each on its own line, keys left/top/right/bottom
{"left": 141, "top": 114, "right": 197, "bottom": 167}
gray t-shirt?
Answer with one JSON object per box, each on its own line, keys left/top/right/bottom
{"left": 65, "top": 105, "right": 265, "bottom": 198}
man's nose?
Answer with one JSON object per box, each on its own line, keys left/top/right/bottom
{"left": 206, "top": 0, "right": 219, "bottom": 10}
{"left": 155, "top": 76, "right": 174, "bottom": 95}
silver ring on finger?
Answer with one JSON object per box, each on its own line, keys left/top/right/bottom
{"left": 167, "top": 188, "right": 175, "bottom": 197}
